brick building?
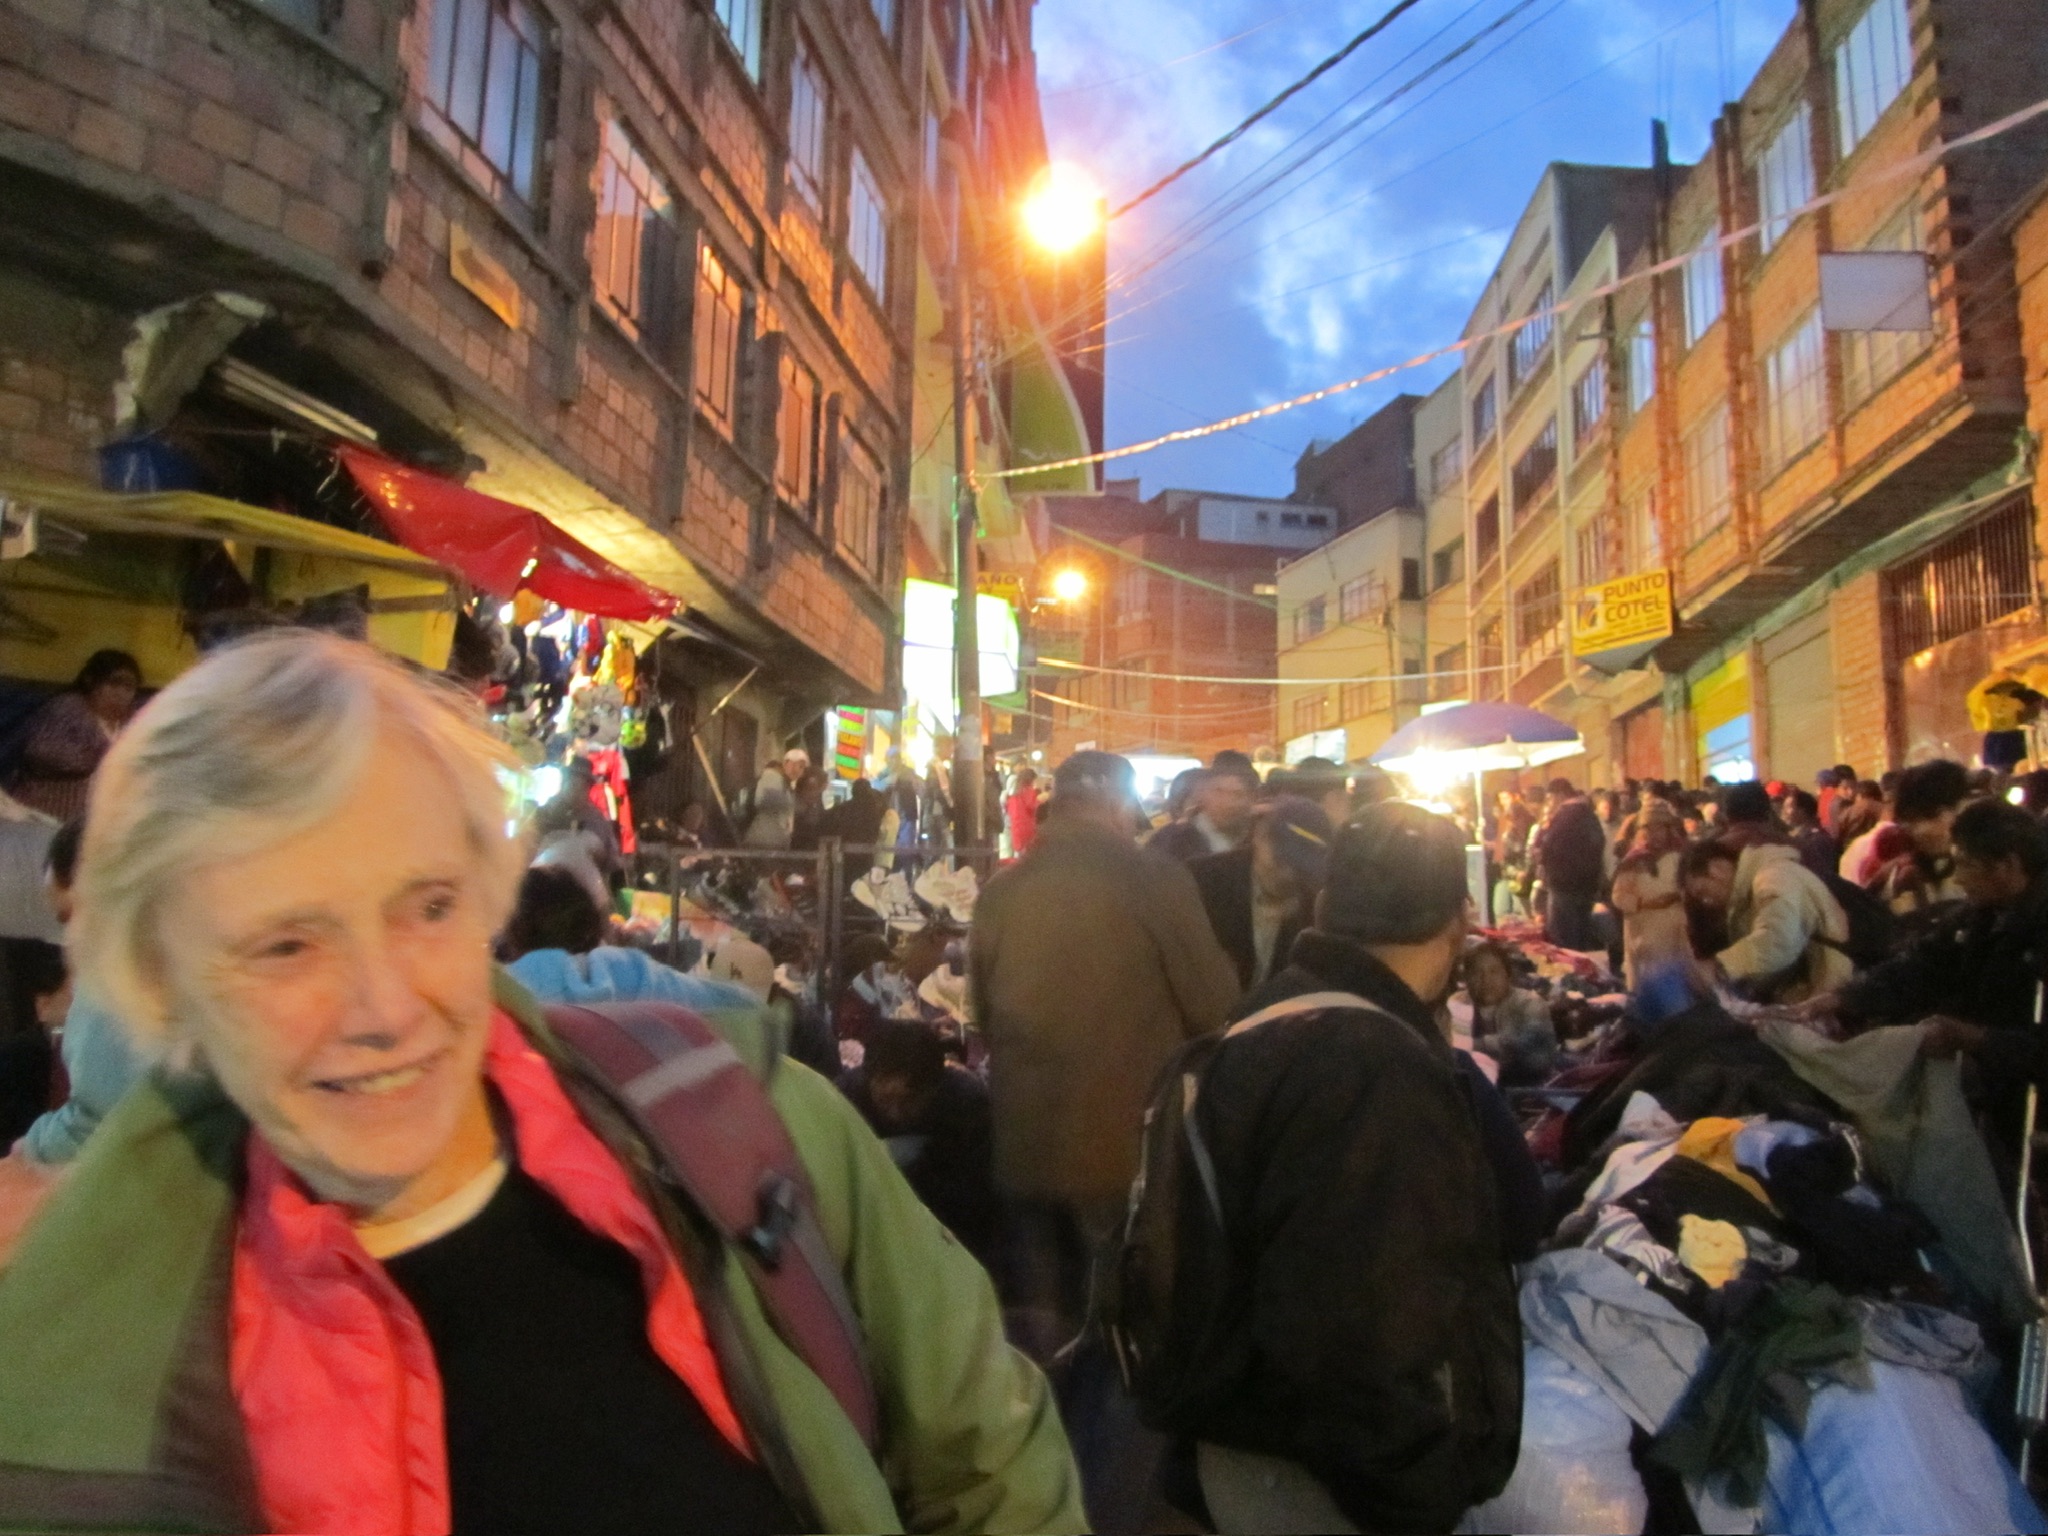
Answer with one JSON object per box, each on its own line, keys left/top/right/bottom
{"left": 1424, "top": 0, "right": 2048, "bottom": 786}
{"left": 0, "top": 0, "right": 1088, "bottom": 809}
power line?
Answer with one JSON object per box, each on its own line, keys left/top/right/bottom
{"left": 985, "top": 87, "right": 2048, "bottom": 484}
{"left": 1110, "top": 0, "right": 1431, "bottom": 221}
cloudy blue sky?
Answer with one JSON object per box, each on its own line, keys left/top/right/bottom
{"left": 1033, "top": 0, "right": 1799, "bottom": 497}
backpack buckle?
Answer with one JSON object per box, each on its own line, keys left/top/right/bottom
{"left": 741, "top": 1173, "right": 800, "bottom": 1269}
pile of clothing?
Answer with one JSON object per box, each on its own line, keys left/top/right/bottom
{"left": 1477, "top": 998, "right": 2045, "bottom": 1534}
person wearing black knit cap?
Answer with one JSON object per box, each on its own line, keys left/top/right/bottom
{"left": 1167, "top": 802, "right": 1523, "bottom": 1535}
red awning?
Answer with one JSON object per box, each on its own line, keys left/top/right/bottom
{"left": 338, "top": 447, "right": 680, "bottom": 623}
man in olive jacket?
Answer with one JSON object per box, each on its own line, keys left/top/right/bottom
{"left": 972, "top": 751, "right": 1241, "bottom": 1227}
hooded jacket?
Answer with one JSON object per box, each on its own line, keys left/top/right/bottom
{"left": 1178, "top": 931, "right": 1523, "bottom": 1532}
{"left": 0, "top": 973, "right": 1081, "bottom": 1534}
{"left": 1718, "top": 842, "right": 1853, "bottom": 1001}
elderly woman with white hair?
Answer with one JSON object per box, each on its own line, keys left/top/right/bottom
{"left": 0, "top": 631, "right": 1080, "bottom": 1535}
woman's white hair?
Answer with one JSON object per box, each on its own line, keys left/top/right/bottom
{"left": 72, "top": 629, "right": 525, "bottom": 1051}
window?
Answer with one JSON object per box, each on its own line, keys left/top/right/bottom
{"left": 693, "top": 244, "right": 743, "bottom": 433}
{"left": 1683, "top": 228, "right": 1724, "bottom": 348}
{"left": 1511, "top": 417, "right": 1559, "bottom": 510}
{"left": 1761, "top": 310, "right": 1828, "bottom": 475}
{"left": 1842, "top": 208, "right": 1928, "bottom": 407}
{"left": 1475, "top": 493, "right": 1501, "bottom": 567}
{"left": 1514, "top": 561, "right": 1564, "bottom": 666}
{"left": 1400, "top": 558, "right": 1422, "bottom": 601}
{"left": 1631, "top": 482, "right": 1667, "bottom": 569}
{"left": 1471, "top": 374, "right": 1498, "bottom": 445}
{"left": 1627, "top": 318, "right": 1656, "bottom": 413}
{"left": 1757, "top": 103, "right": 1814, "bottom": 253}
{"left": 592, "top": 120, "right": 679, "bottom": 352}
{"left": 1883, "top": 496, "right": 2035, "bottom": 659}
{"left": 1509, "top": 281, "right": 1555, "bottom": 390}
{"left": 837, "top": 432, "right": 883, "bottom": 574}
{"left": 1430, "top": 437, "right": 1463, "bottom": 497}
{"left": 775, "top": 351, "right": 819, "bottom": 512}
{"left": 787, "top": 41, "right": 828, "bottom": 210}
{"left": 1431, "top": 539, "right": 1464, "bottom": 591}
{"left": 1339, "top": 681, "right": 1373, "bottom": 722}
{"left": 1576, "top": 508, "right": 1624, "bottom": 586}
{"left": 847, "top": 148, "right": 889, "bottom": 297}
{"left": 1430, "top": 643, "right": 1467, "bottom": 702}
{"left": 423, "top": 0, "right": 548, "bottom": 206}
{"left": 1835, "top": 0, "right": 1912, "bottom": 160}
{"left": 1339, "top": 577, "right": 1379, "bottom": 624}
{"left": 1681, "top": 404, "right": 1733, "bottom": 545}
{"left": 1292, "top": 693, "right": 1329, "bottom": 737}
{"left": 1475, "top": 616, "right": 1504, "bottom": 699}
{"left": 1572, "top": 355, "right": 1608, "bottom": 447}
{"left": 1307, "top": 513, "right": 1331, "bottom": 529}
{"left": 1280, "top": 512, "right": 1303, "bottom": 528}
{"left": 713, "top": 0, "right": 763, "bottom": 80}
{"left": 1293, "top": 595, "right": 1327, "bottom": 644}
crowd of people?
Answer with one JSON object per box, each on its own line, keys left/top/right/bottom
{"left": 3, "top": 627, "right": 2048, "bottom": 1535}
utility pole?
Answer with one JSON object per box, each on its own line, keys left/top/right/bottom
{"left": 949, "top": 179, "right": 986, "bottom": 850}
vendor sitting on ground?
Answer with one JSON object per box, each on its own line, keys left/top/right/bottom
{"left": 1462, "top": 940, "right": 1560, "bottom": 1086}
{"left": 837, "top": 1018, "right": 998, "bottom": 1267}
{"left": 834, "top": 921, "right": 963, "bottom": 1046}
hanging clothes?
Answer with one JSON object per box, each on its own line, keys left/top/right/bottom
{"left": 583, "top": 746, "right": 636, "bottom": 857}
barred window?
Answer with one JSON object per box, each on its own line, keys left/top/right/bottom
{"left": 1514, "top": 561, "right": 1564, "bottom": 667}
{"left": 592, "top": 120, "right": 679, "bottom": 352}
{"left": 1683, "top": 228, "right": 1724, "bottom": 348}
{"left": 787, "top": 41, "right": 828, "bottom": 211}
{"left": 1471, "top": 375, "right": 1498, "bottom": 445}
{"left": 424, "top": 0, "right": 548, "bottom": 207}
{"left": 1761, "top": 310, "right": 1827, "bottom": 475}
{"left": 693, "top": 244, "right": 744, "bottom": 433}
{"left": 775, "top": 352, "right": 819, "bottom": 513}
{"left": 1508, "top": 281, "right": 1555, "bottom": 391}
{"left": 848, "top": 148, "right": 890, "bottom": 298}
{"left": 1835, "top": 0, "right": 1911, "bottom": 160}
{"left": 1430, "top": 437, "right": 1463, "bottom": 497}
{"left": 838, "top": 432, "right": 883, "bottom": 574}
{"left": 1682, "top": 404, "right": 1733, "bottom": 545}
{"left": 1511, "top": 417, "right": 1559, "bottom": 511}
{"left": 1757, "top": 103, "right": 1814, "bottom": 253}
{"left": 1883, "top": 497, "right": 2036, "bottom": 659}
{"left": 1572, "top": 355, "right": 1608, "bottom": 447}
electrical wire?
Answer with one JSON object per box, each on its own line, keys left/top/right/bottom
{"left": 982, "top": 87, "right": 2048, "bottom": 484}
{"left": 1109, "top": 0, "right": 1430, "bottom": 221}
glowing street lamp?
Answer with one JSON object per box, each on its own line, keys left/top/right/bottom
{"left": 1051, "top": 567, "right": 1089, "bottom": 604}
{"left": 1021, "top": 163, "right": 1104, "bottom": 256}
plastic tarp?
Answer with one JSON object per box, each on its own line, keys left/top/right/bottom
{"left": 338, "top": 447, "right": 679, "bottom": 622}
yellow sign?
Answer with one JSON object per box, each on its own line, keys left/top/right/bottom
{"left": 1573, "top": 570, "right": 1674, "bottom": 657}
{"left": 450, "top": 223, "right": 523, "bottom": 330}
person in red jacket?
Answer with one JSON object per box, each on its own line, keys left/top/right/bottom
{"left": 1004, "top": 767, "right": 1042, "bottom": 857}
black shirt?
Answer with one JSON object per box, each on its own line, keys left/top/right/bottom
{"left": 382, "top": 1164, "right": 802, "bottom": 1536}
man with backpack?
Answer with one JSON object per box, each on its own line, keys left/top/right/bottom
{"left": 1111, "top": 803, "right": 1521, "bottom": 1534}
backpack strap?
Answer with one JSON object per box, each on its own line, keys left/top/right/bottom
{"left": 543, "top": 1001, "right": 880, "bottom": 1449}
{"left": 1224, "top": 990, "right": 1377, "bottom": 1038}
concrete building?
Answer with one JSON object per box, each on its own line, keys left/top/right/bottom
{"left": 0, "top": 0, "right": 1088, "bottom": 814}
{"left": 1415, "top": 371, "right": 1470, "bottom": 706}
{"left": 1274, "top": 395, "right": 1428, "bottom": 763}
{"left": 1151, "top": 487, "right": 1337, "bottom": 550}
{"left": 1430, "top": 0, "right": 2048, "bottom": 787}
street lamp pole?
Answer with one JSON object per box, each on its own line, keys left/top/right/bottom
{"left": 950, "top": 186, "right": 985, "bottom": 851}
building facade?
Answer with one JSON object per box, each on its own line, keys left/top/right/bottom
{"left": 1427, "top": 0, "right": 2048, "bottom": 787}
{"left": 0, "top": 0, "right": 1087, "bottom": 811}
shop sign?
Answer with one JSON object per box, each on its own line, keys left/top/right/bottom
{"left": 450, "top": 223, "right": 523, "bottom": 330}
{"left": 1573, "top": 569, "right": 1673, "bottom": 662}
{"left": 977, "top": 573, "right": 1025, "bottom": 610}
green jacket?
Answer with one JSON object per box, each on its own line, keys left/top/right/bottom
{"left": 0, "top": 973, "right": 1085, "bottom": 1534}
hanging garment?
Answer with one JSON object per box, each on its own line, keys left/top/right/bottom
{"left": 1761, "top": 1021, "right": 2037, "bottom": 1329}
{"left": 583, "top": 746, "right": 636, "bottom": 857}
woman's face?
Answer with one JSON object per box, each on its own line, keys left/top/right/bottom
{"left": 1466, "top": 952, "right": 1511, "bottom": 1007}
{"left": 88, "top": 671, "right": 140, "bottom": 724}
{"left": 156, "top": 729, "right": 499, "bottom": 1220}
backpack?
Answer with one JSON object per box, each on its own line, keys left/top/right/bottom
{"left": 1814, "top": 868, "right": 1897, "bottom": 970}
{"left": 543, "top": 1001, "right": 878, "bottom": 1447}
{"left": 1103, "top": 990, "right": 1382, "bottom": 1433}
